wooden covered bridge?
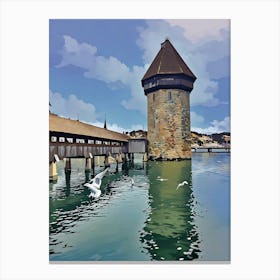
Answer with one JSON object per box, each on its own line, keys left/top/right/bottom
{"left": 49, "top": 113, "right": 147, "bottom": 181}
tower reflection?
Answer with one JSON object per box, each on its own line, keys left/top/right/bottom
{"left": 140, "top": 160, "right": 201, "bottom": 261}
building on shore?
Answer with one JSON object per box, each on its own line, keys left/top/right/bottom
{"left": 141, "top": 39, "right": 196, "bottom": 160}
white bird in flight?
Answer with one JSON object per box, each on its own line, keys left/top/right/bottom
{"left": 84, "top": 168, "right": 109, "bottom": 199}
{"left": 156, "top": 178, "right": 168, "bottom": 182}
{"left": 130, "top": 178, "right": 135, "bottom": 185}
{"left": 176, "top": 180, "right": 188, "bottom": 190}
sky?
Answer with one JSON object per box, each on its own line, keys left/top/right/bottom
{"left": 49, "top": 19, "right": 230, "bottom": 134}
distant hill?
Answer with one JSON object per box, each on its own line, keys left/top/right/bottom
{"left": 191, "top": 131, "right": 230, "bottom": 145}
{"left": 126, "top": 129, "right": 230, "bottom": 145}
{"left": 211, "top": 132, "right": 230, "bottom": 144}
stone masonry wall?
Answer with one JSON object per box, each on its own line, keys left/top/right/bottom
{"left": 147, "top": 89, "right": 191, "bottom": 159}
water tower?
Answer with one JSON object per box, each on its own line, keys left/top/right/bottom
{"left": 141, "top": 39, "right": 196, "bottom": 160}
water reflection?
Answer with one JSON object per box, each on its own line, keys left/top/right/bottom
{"left": 65, "top": 170, "right": 71, "bottom": 197}
{"left": 141, "top": 161, "right": 201, "bottom": 261}
{"left": 49, "top": 155, "right": 229, "bottom": 261}
{"left": 85, "top": 170, "right": 91, "bottom": 182}
{"left": 49, "top": 159, "right": 149, "bottom": 259}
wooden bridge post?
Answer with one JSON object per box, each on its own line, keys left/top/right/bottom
{"left": 104, "top": 154, "right": 110, "bottom": 168}
{"left": 117, "top": 153, "right": 122, "bottom": 163}
{"left": 49, "top": 161, "right": 58, "bottom": 181}
{"left": 85, "top": 157, "right": 91, "bottom": 171}
{"left": 115, "top": 155, "right": 119, "bottom": 173}
{"left": 122, "top": 153, "right": 127, "bottom": 163}
{"left": 143, "top": 152, "right": 148, "bottom": 162}
{"left": 122, "top": 155, "right": 129, "bottom": 175}
{"left": 65, "top": 158, "right": 71, "bottom": 173}
{"left": 65, "top": 169, "right": 71, "bottom": 196}
{"left": 64, "top": 158, "right": 71, "bottom": 186}
{"left": 85, "top": 157, "right": 91, "bottom": 181}
{"left": 91, "top": 156, "right": 95, "bottom": 177}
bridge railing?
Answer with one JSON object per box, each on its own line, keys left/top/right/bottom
{"left": 49, "top": 142, "right": 128, "bottom": 162}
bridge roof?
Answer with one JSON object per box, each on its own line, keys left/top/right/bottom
{"left": 141, "top": 39, "right": 196, "bottom": 82}
{"left": 49, "top": 113, "right": 129, "bottom": 142}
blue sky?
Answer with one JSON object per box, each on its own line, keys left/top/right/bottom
{"left": 49, "top": 19, "right": 230, "bottom": 134}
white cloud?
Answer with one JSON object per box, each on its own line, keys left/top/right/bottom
{"left": 89, "top": 121, "right": 143, "bottom": 134}
{"left": 120, "top": 64, "right": 147, "bottom": 113}
{"left": 84, "top": 55, "right": 131, "bottom": 84}
{"left": 63, "top": 35, "right": 97, "bottom": 55}
{"left": 57, "top": 35, "right": 147, "bottom": 114}
{"left": 166, "top": 19, "right": 230, "bottom": 44}
{"left": 57, "top": 35, "right": 130, "bottom": 84}
{"left": 49, "top": 90, "right": 97, "bottom": 122}
{"left": 191, "top": 111, "right": 205, "bottom": 127}
{"left": 50, "top": 90, "right": 143, "bottom": 133}
{"left": 192, "top": 116, "right": 230, "bottom": 134}
{"left": 57, "top": 35, "right": 97, "bottom": 69}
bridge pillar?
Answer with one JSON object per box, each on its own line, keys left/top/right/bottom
{"left": 130, "top": 153, "right": 135, "bottom": 168}
{"left": 91, "top": 156, "right": 95, "bottom": 177}
{"left": 122, "top": 156, "right": 129, "bottom": 175}
{"left": 115, "top": 156, "right": 119, "bottom": 173}
{"left": 85, "top": 157, "right": 91, "bottom": 171}
{"left": 104, "top": 155, "right": 110, "bottom": 168}
{"left": 64, "top": 158, "right": 71, "bottom": 186}
{"left": 49, "top": 161, "right": 58, "bottom": 181}
{"left": 143, "top": 152, "right": 148, "bottom": 162}
{"left": 64, "top": 158, "right": 71, "bottom": 173}
{"left": 65, "top": 170, "right": 71, "bottom": 196}
{"left": 122, "top": 153, "right": 127, "bottom": 163}
{"left": 117, "top": 153, "right": 122, "bottom": 163}
{"left": 85, "top": 158, "right": 91, "bottom": 181}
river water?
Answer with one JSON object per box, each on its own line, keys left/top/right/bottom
{"left": 49, "top": 152, "right": 230, "bottom": 262}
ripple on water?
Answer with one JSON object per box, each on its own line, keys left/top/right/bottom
{"left": 50, "top": 157, "right": 230, "bottom": 261}
{"left": 50, "top": 172, "right": 150, "bottom": 256}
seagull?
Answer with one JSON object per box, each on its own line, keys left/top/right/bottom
{"left": 156, "top": 178, "right": 168, "bottom": 182}
{"left": 130, "top": 178, "right": 135, "bottom": 185}
{"left": 88, "top": 187, "right": 101, "bottom": 199}
{"left": 84, "top": 168, "right": 109, "bottom": 199}
{"left": 176, "top": 180, "right": 188, "bottom": 190}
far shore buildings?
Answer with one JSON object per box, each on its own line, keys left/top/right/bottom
{"left": 141, "top": 39, "right": 196, "bottom": 160}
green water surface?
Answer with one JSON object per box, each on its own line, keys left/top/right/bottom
{"left": 49, "top": 153, "right": 230, "bottom": 262}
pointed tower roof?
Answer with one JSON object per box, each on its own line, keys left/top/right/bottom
{"left": 142, "top": 39, "right": 196, "bottom": 82}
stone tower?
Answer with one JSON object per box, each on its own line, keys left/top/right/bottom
{"left": 141, "top": 39, "right": 196, "bottom": 160}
